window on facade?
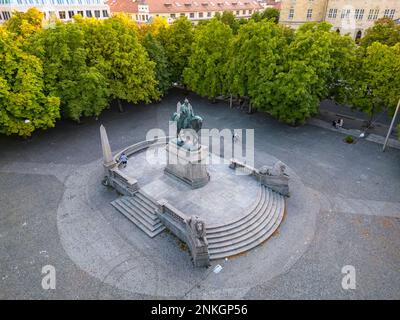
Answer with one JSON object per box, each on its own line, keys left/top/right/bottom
{"left": 207, "top": 12, "right": 211, "bottom": 17}
{"left": 190, "top": 12, "right": 194, "bottom": 18}
{"left": 94, "top": 10, "right": 100, "bottom": 18}
{"left": 306, "top": 9, "right": 312, "bottom": 19}
{"left": 389, "top": 9, "right": 396, "bottom": 19}
{"left": 288, "top": 8, "right": 294, "bottom": 20}
{"left": 102, "top": 10, "right": 109, "bottom": 18}
{"left": 249, "top": 10, "right": 252, "bottom": 14}
{"left": 367, "top": 9, "right": 374, "bottom": 20}
{"left": 383, "top": 9, "right": 389, "bottom": 17}
{"left": 328, "top": 8, "right": 337, "bottom": 19}
{"left": 236, "top": 10, "right": 239, "bottom": 15}
{"left": 59, "top": 11, "right": 66, "bottom": 19}
{"left": 198, "top": 12, "right": 203, "bottom": 18}
{"left": 77, "top": 10, "right": 84, "bottom": 16}
{"left": 86, "top": 10, "right": 92, "bottom": 18}
{"left": 2, "top": 11, "right": 11, "bottom": 20}
{"left": 341, "top": 9, "right": 350, "bottom": 19}
{"left": 355, "top": 9, "right": 364, "bottom": 20}
{"left": 68, "top": 10, "right": 74, "bottom": 19}
{"left": 180, "top": 13, "right": 185, "bottom": 17}
{"left": 170, "top": 13, "right": 176, "bottom": 18}
{"left": 243, "top": 10, "right": 246, "bottom": 15}
{"left": 373, "top": 9, "right": 379, "bottom": 20}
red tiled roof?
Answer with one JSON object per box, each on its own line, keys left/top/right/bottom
{"left": 108, "top": 0, "right": 139, "bottom": 13}
{"left": 108, "top": 0, "right": 263, "bottom": 14}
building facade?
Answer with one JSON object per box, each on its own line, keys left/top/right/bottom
{"left": 108, "top": 0, "right": 264, "bottom": 24}
{"left": 0, "top": 0, "right": 110, "bottom": 23}
{"left": 279, "top": 0, "right": 400, "bottom": 38}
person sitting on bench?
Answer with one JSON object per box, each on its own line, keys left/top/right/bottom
{"left": 332, "top": 118, "right": 344, "bottom": 129}
{"left": 117, "top": 153, "right": 128, "bottom": 168}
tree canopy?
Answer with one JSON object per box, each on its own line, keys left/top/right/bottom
{"left": 77, "top": 14, "right": 160, "bottom": 112}
{"left": 348, "top": 43, "right": 400, "bottom": 118}
{"left": 251, "top": 8, "right": 280, "bottom": 23}
{"left": 183, "top": 19, "right": 233, "bottom": 99}
{"left": 0, "top": 10, "right": 398, "bottom": 138}
{"left": 31, "top": 21, "right": 109, "bottom": 121}
{"left": 360, "top": 18, "right": 400, "bottom": 48}
{"left": 0, "top": 27, "right": 60, "bottom": 137}
{"left": 158, "top": 16, "right": 194, "bottom": 84}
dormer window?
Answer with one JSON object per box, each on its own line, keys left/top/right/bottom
{"left": 164, "top": 2, "right": 172, "bottom": 7}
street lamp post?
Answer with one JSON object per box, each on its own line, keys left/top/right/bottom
{"left": 382, "top": 98, "right": 400, "bottom": 152}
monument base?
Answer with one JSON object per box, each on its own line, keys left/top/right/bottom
{"left": 164, "top": 142, "right": 210, "bottom": 189}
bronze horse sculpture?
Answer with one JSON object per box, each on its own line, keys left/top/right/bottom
{"left": 171, "top": 99, "right": 203, "bottom": 135}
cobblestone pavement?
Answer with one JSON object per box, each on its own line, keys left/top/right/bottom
{"left": 0, "top": 89, "right": 399, "bottom": 299}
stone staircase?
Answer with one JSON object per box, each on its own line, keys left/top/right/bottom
{"left": 111, "top": 191, "right": 165, "bottom": 238}
{"left": 206, "top": 186, "right": 285, "bottom": 260}
{"left": 111, "top": 186, "right": 285, "bottom": 259}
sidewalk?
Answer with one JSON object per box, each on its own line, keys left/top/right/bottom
{"left": 307, "top": 117, "right": 400, "bottom": 150}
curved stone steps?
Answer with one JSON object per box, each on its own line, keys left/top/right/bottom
{"left": 206, "top": 187, "right": 272, "bottom": 241}
{"left": 208, "top": 198, "right": 285, "bottom": 260}
{"left": 207, "top": 187, "right": 285, "bottom": 260}
{"left": 207, "top": 191, "right": 277, "bottom": 247}
{"left": 206, "top": 185, "right": 265, "bottom": 235}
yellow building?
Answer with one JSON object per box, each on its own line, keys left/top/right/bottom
{"left": 108, "top": 0, "right": 264, "bottom": 24}
{"left": 279, "top": 0, "right": 400, "bottom": 39}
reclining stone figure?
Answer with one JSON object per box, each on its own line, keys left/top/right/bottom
{"left": 258, "top": 161, "right": 290, "bottom": 197}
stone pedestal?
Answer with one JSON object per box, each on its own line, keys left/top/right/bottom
{"left": 164, "top": 142, "right": 210, "bottom": 189}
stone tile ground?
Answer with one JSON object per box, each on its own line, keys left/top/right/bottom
{"left": 0, "top": 88, "right": 399, "bottom": 299}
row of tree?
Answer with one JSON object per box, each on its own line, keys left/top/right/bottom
{"left": 182, "top": 16, "right": 400, "bottom": 127}
{"left": 0, "top": 8, "right": 399, "bottom": 137}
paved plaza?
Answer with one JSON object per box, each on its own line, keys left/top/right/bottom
{"left": 0, "top": 88, "right": 399, "bottom": 299}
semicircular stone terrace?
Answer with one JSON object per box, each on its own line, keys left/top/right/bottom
{"left": 109, "top": 138, "right": 286, "bottom": 261}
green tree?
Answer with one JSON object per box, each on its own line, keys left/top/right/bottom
{"left": 269, "top": 22, "right": 352, "bottom": 125}
{"left": 216, "top": 11, "right": 240, "bottom": 33}
{"left": 183, "top": 19, "right": 233, "bottom": 99}
{"left": 360, "top": 18, "right": 400, "bottom": 48}
{"left": 228, "top": 21, "right": 354, "bottom": 125}
{"left": 142, "top": 33, "right": 171, "bottom": 94}
{"left": 158, "top": 16, "right": 194, "bottom": 84}
{"left": 5, "top": 8, "right": 43, "bottom": 40}
{"left": 78, "top": 14, "right": 159, "bottom": 112}
{"left": 0, "top": 28, "right": 60, "bottom": 137}
{"left": 31, "top": 21, "right": 109, "bottom": 121}
{"left": 227, "top": 20, "right": 290, "bottom": 115}
{"left": 251, "top": 8, "right": 280, "bottom": 23}
{"left": 349, "top": 43, "right": 400, "bottom": 124}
